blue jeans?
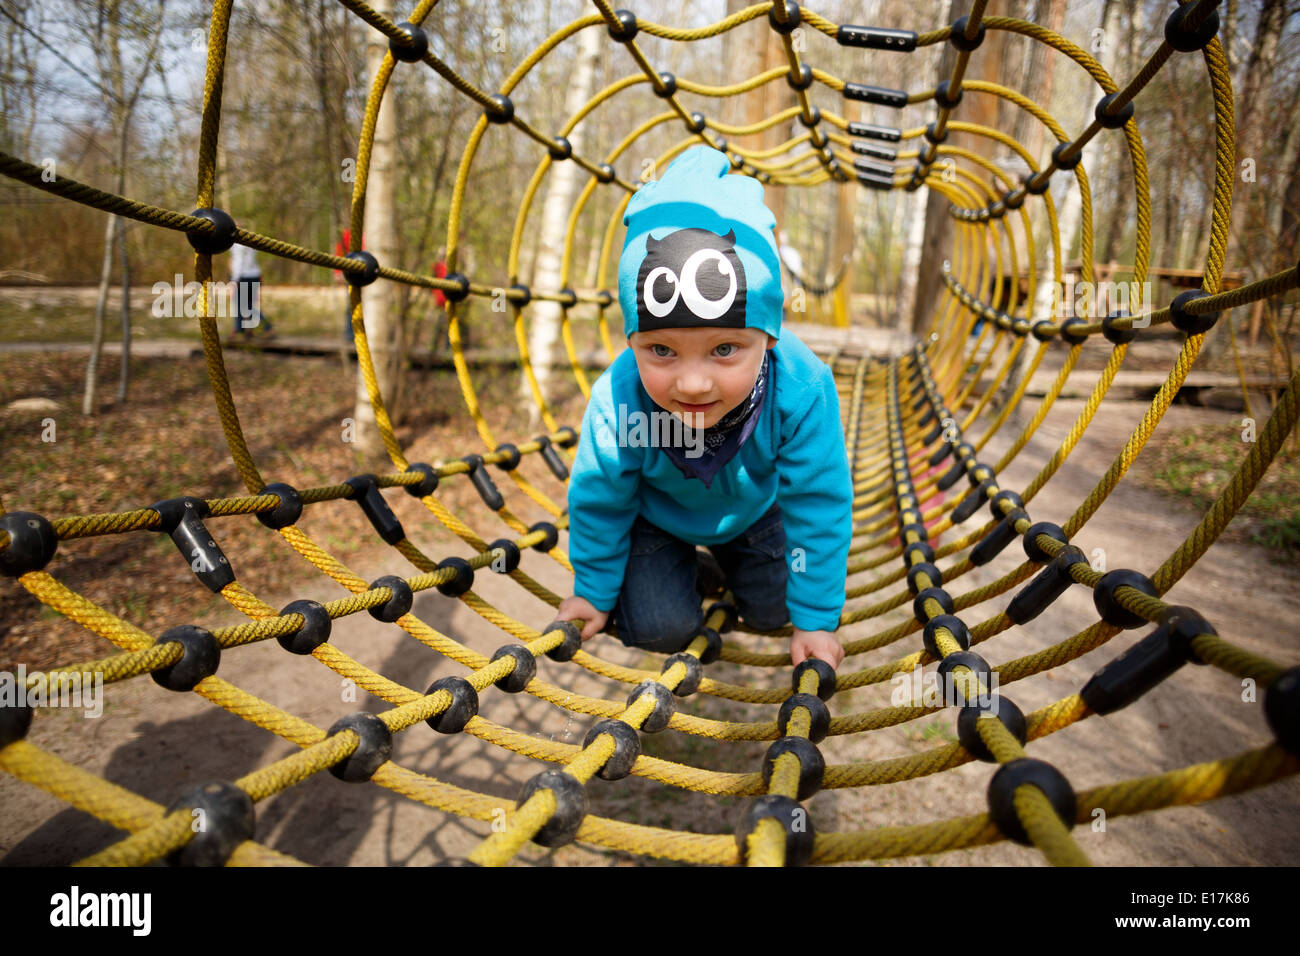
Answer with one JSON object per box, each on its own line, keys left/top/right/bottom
{"left": 610, "top": 503, "right": 789, "bottom": 653}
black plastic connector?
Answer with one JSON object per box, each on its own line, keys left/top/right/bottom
{"left": 514, "top": 770, "right": 587, "bottom": 842}
{"left": 152, "top": 625, "right": 221, "bottom": 691}
{"left": 328, "top": 712, "right": 393, "bottom": 782}
{"left": 442, "top": 272, "right": 471, "bottom": 302}
{"left": 934, "top": 80, "right": 963, "bottom": 109}
{"left": 1023, "top": 521, "right": 1068, "bottom": 563}
{"left": 706, "top": 600, "right": 739, "bottom": 634}
{"left": 460, "top": 454, "right": 505, "bottom": 511}
{"left": 255, "top": 482, "right": 302, "bottom": 530}
{"left": 549, "top": 136, "right": 572, "bottom": 161}
{"left": 768, "top": 0, "right": 801, "bottom": 34}
{"left": 735, "top": 794, "right": 815, "bottom": 866}
{"left": 403, "top": 463, "right": 439, "bottom": 497}
{"left": 628, "top": 679, "right": 676, "bottom": 733}
{"left": 906, "top": 561, "right": 943, "bottom": 596}
{"left": 1164, "top": 1, "right": 1220, "bottom": 52}
{"left": 697, "top": 626, "right": 723, "bottom": 665}
{"left": 1051, "top": 141, "right": 1082, "bottom": 171}
{"left": 494, "top": 443, "right": 521, "bottom": 471}
{"left": 777, "top": 692, "right": 831, "bottom": 743}
{"left": 1102, "top": 311, "right": 1136, "bottom": 345}
{"left": 1091, "top": 568, "right": 1159, "bottom": 629}
{"left": 957, "top": 696, "right": 1027, "bottom": 762}
{"left": 543, "top": 620, "right": 583, "bottom": 662}
{"left": 847, "top": 122, "right": 901, "bottom": 142}
{"left": 368, "top": 575, "right": 413, "bottom": 621}
{"left": 923, "top": 614, "right": 970, "bottom": 658}
{"left": 490, "top": 644, "right": 537, "bottom": 693}
{"left": 913, "top": 586, "right": 955, "bottom": 623}
{"left": 434, "top": 557, "right": 474, "bottom": 597}
{"left": 388, "top": 21, "right": 429, "bottom": 62}
{"left": 150, "top": 496, "right": 235, "bottom": 593}
{"left": 1060, "top": 317, "right": 1090, "bottom": 345}
{"left": 0, "top": 699, "right": 33, "bottom": 749}
{"left": 535, "top": 434, "right": 570, "bottom": 480}
{"left": 836, "top": 24, "right": 916, "bottom": 51}
{"left": 1264, "top": 666, "right": 1300, "bottom": 756}
{"left": 971, "top": 508, "right": 1027, "bottom": 566}
{"left": 1005, "top": 546, "right": 1086, "bottom": 625}
{"left": 951, "top": 480, "right": 993, "bottom": 524}
{"left": 484, "top": 93, "right": 514, "bottom": 124}
{"left": 1095, "top": 91, "right": 1134, "bottom": 129}
{"left": 762, "top": 736, "right": 825, "bottom": 800}
{"left": 903, "top": 540, "right": 936, "bottom": 565}
{"left": 186, "top": 207, "right": 237, "bottom": 255}
{"left": 792, "top": 657, "right": 837, "bottom": 701}
{"left": 425, "top": 676, "right": 478, "bottom": 733}
{"left": 486, "top": 538, "right": 521, "bottom": 573}
{"left": 583, "top": 719, "right": 641, "bottom": 780}
{"left": 165, "top": 781, "right": 255, "bottom": 866}
{"left": 1080, "top": 605, "right": 1210, "bottom": 715}
{"left": 948, "top": 15, "right": 986, "bottom": 51}
{"left": 1169, "top": 289, "right": 1220, "bottom": 335}
{"left": 343, "top": 474, "right": 405, "bottom": 545}
{"left": 606, "top": 8, "right": 638, "bottom": 41}
{"left": 845, "top": 82, "right": 907, "bottom": 108}
{"left": 277, "top": 599, "right": 332, "bottom": 655}
{"left": 0, "top": 511, "right": 57, "bottom": 576}
{"left": 343, "top": 250, "right": 380, "bottom": 286}
{"left": 663, "top": 652, "right": 704, "bottom": 697}
{"left": 987, "top": 758, "right": 1077, "bottom": 845}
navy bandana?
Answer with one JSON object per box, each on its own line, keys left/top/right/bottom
{"left": 657, "top": 350, "right": 771, "bottom": 489}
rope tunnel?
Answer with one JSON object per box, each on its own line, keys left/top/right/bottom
{"left": 1, "top": 0, "right": 1299, "bottom": 867}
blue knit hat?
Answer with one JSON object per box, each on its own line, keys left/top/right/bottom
{"left": 618, "top": 145, "right": 782, "bottom": 339}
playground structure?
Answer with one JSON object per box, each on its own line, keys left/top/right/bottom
{"left": 1, "top": 0, "right": 1299, "bottom": 866}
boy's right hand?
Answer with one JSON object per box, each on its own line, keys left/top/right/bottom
{"left": 553, "top": 596, "right": 609, "bottom": 641}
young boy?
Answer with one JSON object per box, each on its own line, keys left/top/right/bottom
{"left": 554, "top": 146, "right": 852, "bottom": 668}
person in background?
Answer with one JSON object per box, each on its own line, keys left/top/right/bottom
{"left": 230, "top": 240, "right": 273, "bottom": 339}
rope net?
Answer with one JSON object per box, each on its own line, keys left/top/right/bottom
{"left": 1, "top": 0, "right": 1298, "bottom": 867}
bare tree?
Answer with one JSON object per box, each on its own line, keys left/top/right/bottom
{"left": 523, "top": 22, "right": 600, "bottom": 426}
{"left": 81, "top": 0, "right": 166, "bottom": 415}
{"left": 353, "top": 0, "right": 399, "bottom": 458}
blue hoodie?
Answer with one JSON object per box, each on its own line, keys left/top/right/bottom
{"left": 566, "top": 330, "right": 852, "bottom": 632}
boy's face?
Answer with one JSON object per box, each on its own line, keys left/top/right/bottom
{"left": 629, "top": 326, "right": 775, "bottom": 430}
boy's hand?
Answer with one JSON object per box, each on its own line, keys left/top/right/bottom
{"left": 790, "top": 629, "right": 844, "bottom": 669}
{"left": 554, "top": 595, "right": 609, "bottom": 641}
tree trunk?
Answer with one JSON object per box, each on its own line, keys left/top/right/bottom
{"left": 910, "top": 0, "right": 960, "bottom": 334}
{"left": 522, "top": 22, "right": 599, "bottom": 425}
{"left": 117, "top": 216, "right": 130, "bottom": 402}
{"left": 897, "top": 0, "right": 953, "bottom": 330}
{"left": 82, "top": 212, "right": 117, "bottom": 415}
{"left": 354, "top": 0, "right": 400, "bottom": 457}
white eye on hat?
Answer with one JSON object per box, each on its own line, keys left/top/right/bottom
{"left": 641, "top": 249, "right": 737, "bottom": 320}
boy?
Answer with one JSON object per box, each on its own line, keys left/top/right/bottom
{"left": 554, "top": 146, "right": 851, "bottom": 668}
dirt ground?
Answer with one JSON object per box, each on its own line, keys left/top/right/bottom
{"left": 2, "top": 326, "right": 1298, "bottom": 866}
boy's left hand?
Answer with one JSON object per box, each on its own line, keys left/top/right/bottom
{"left": 790, "top": 629, "right": 844, "bottom": 669}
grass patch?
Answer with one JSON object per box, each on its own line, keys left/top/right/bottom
{"left": 1132, "top": 422, "right": 1300, "bottom": 556}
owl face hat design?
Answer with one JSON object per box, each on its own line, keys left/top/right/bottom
{"left": 635, "top": 227, "right": 748, "bottom": 333}
{"left": 618, "top": 145, "right": 783, "bottom": 339}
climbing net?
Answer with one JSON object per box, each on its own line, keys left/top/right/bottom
{"left": 1, "top": 0, "right": 1298, "bottom": 867}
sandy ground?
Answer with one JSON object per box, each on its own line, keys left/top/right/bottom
{"left": 2, "top": 330, "right": 1298, "bottom": 867}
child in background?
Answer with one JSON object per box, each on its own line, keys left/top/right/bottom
{"left": 553, "top": 146, "right": 852, "bottom": 667}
